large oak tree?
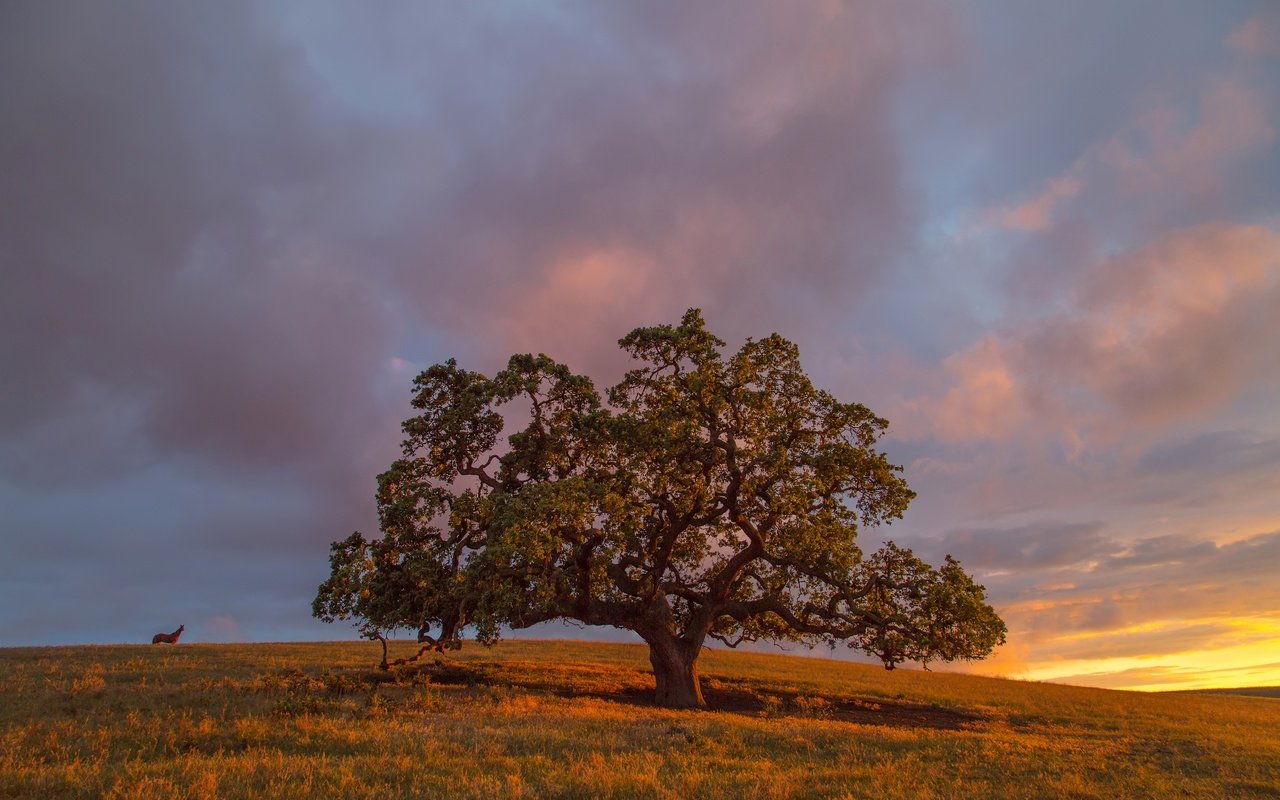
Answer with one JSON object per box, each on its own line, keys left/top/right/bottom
{"left": 315, "top": 310, "right": 1006, "bottom": 708}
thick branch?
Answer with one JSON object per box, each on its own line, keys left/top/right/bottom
{"left": 459, "top": 455, "right": 502, "bottom": 490}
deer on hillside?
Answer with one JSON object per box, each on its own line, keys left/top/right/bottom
{"left": 151, "top": 624, "right": 184, "bottom": 644}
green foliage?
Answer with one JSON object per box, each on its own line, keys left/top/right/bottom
{"left": 314, "top": 309, "right": 1006, "bottom": 692}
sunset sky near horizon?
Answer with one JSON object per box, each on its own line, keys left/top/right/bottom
{"left": 3, "top": 1, "right": 1279, "bottom": 692}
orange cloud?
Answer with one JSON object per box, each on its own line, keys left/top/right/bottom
{"left": 988, "top": 162, "right": 1084, "bottom": 232}
{"left": 944, "top": 33, "right": 1279, "bottom": 457}
{"left": 1071, "top": 223, "right": 1280, "bottom": 431}
{"left": 906, "top": 222, "right": 1280, "bottom": 446}
{"left": 896, "top": 336, "right": 1036, "bottom": 443}
{"left": 501, "top": 246, "right": 665, "bottom": 367}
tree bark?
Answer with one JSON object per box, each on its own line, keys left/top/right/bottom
{"left": 646, "top": 635, "right": 705, "bottom": 709}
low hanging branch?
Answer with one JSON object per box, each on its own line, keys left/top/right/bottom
{"left": 315, "top": 309, "right": 1007, "bottom": 708}
{"left": 382, "top": 644, "right": 432, "bottom": 670}
{"left": 368, "top": 630, "right": 464, "bottom": 671}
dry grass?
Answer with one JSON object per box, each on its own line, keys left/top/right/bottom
{"left": 1, "top": 640, "right": 1277, "bottom": 799}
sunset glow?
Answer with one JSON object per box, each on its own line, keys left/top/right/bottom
{"left": 3, "top": 1, "right": 1278, "bottom": 695}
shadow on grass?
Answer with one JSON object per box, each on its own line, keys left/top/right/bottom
{"left": 392, "top": 659, "right": 985, "bottom": 730}
{"left": 594, "top": 684, "right": 982, "bottom": 730}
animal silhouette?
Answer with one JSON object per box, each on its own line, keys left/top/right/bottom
{"left": 151, "top": 624, "right": 184, "bottom": 644}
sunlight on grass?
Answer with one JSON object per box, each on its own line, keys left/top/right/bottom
{"left": 1, "top": 640, "right": 1276, "bottom": 799}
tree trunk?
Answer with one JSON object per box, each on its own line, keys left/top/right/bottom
{"left": 646, "top": 636, "right": 705, "bottom": 709}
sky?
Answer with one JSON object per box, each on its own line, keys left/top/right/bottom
{"left": 2, "top": 1, "right": 1278, "bottom": 692}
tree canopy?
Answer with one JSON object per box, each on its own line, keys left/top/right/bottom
{"left": 314, "top": 310, "right": 1006, "bottom": 707}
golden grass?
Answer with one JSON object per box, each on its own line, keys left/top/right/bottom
{"left": 1, "top": 640, "right": 1277, "bottom": 799}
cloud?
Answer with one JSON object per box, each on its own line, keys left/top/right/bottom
{"left": 3, "top": 0, "right": 966, "bottom": 485}
{"left": 1046, "top": 654, "right": 1280, "bottom": 691}
{"left": 1064, "top": 224, "right": 1280, "bottom": 428}
{"left": 930, "top": 521, "right": 1110, "bottom": 571}
{"left": 906, "top": 519, "right": 1280, "bottom": 684}
{"left": 1229, "top": 7, "right": 1280, "bottom": 60}
{"left": 1136, "top": 429, "right": 1280, "bottom": 477}
{"left": 0, "top": 2, "right": 401, "bottom": 488}
{"left": 901, "top": 222, "right": 1280, "bottom": 448}
{"left": 1099, "top": 535, "right": 1219, "bottom": 570}
{"left": 363, "top": 0, "right": 962, "bottom": 374}
{"left": 980, "top": 68, "right": 1274, "bottom": 236}
{"left": 923, "top": 336, "right": 1028, "bottom": 442}
{"left": 927, "top": 26, "right": 1280, "bottom": 455}
{"left": 0, "top": 0, "right": 962, "bottom": 646}
{"left": 1098, "top": 77, "right": 1274, "bottom": 212}
{"left": 988, "top": 161, "right": 1085, "bottom": 232}
{"left": 990, "top": 530, "right": 1280, "bottom": 648}
{"left": 1044, "top": 664, "right": 1197, "bottom": 689}
{"left": 889, "top": 40, "right": 1280, "bottom": 458}
{"left": 1043, "top": 622, "right": 1271, "bottom": 663}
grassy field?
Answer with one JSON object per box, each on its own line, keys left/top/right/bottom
{"left": 1, "top": 640, "right": 1277, "bottom": 799}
